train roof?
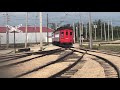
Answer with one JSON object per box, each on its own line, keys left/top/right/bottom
{"left": 53, "top": 25, "right": 73, "bottom": 33}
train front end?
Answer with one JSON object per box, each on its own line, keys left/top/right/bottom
{"left": 59, "top": 29, "right": 74, "bottom": 47}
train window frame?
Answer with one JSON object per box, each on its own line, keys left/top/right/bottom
{"left": 70, "top": 32, "right": 72, "bottom": 35}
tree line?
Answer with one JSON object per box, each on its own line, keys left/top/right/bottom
{"left": 49, "top": 19, "right": 120, "bottom": 41}
{"left": 74, "top": 19, "right": 120, "bottom": 41}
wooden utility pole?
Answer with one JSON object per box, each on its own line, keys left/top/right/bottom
{"left": 13, "top": 31, "right": 16, "bottom": 53}
{"left": 94, "top": 23, "right": 97, "bottom": 41}
{"left": 73, "top": 22, "right": 76, "bottom": 43}
{"left": 82, "top": 22, "right": 84, "bottom": 44}
{"left": 76, "top": 27, "right": 78, "bottom": 42}
{"left": 79, "top": 14, "right": 82, "bottom": 46}
{"left": 35, "top": 24, "right": 37, "bottom": 44}
{"left": 47, "top": 14, "right": 49, "bottom": 45}
{"left": 111, "top": 21, "right": 113, "bottom": 41}
{"left": 6, "top": 12, "right": 9, "bottom": 49}
{"left": 108, "top": 20, "right": 110, "bottom": 41}
{"left": 79, "top": 21, "right": 82, "bottom": 46}
{"left": 35, "top": 14, "right": 37, "bottom": 44}
{"left": 101, "top": 23, "right": 102, "bottom": 40}
{"left": 0, "top": 35, "right": 2, "bottom": 47}
{"left": 81, "top": 22, "right": 83, "bottom": 45}
{"left": 40, "top": 12, "right": 43, "bottom": 51}
{"left": 117, "top": 29, "right": 119, "bottom": 39}
{"left": 86, "top": 24, "right": 87, "bottom": 39}
{"left": 25, "top": 12, "right": 28, "bottom": 48}
{"left": 88, "top": 12, "right": 93, "bottom": 49}
{"left": 104, "top": 22, "right": 106, "bottom": 41}
{"left": 0, "top": 36, "right": 1, "bottom": 47}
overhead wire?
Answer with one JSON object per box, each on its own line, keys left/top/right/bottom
{"left": 1, "top": 12, "right": 120, "bottom": 27}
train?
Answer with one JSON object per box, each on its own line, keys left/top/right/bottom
{"left": 52, "top": 25, "right": 74, "bottom": 47}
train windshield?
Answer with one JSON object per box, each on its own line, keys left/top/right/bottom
{"left": 70, "top": 32, "right": 72, "bottom": 35}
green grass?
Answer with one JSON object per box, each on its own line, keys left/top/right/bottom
{"left": 81, "top": 44, "right": 120, "bottom": 52}
{"left": 99, "top": 45, "right": 120, "bottom": 52}
{"left": 81, "top": 45, "right": 99, "bottom": 49}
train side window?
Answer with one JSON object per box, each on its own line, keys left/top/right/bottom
{"left": 66, "top": 32, "right": 68, "bottom": 35}
{"left": 61, "top": 32, "right": 64, "bottom": 37}
{"left": 61, "top": 32, "right": 64, "bottom": 34}
{"left": 70, "top": 32, "right": 72, "bottom": 35}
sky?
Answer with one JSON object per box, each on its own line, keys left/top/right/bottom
{"left": 0, "top": 12, "right": 120, "bottom": 27}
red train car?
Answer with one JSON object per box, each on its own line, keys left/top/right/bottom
{"left": 52, "top": 26, "right": 74, "bottom": 47}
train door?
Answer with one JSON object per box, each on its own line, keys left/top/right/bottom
{"left": 69, "top": 30, "right": 73, "bottom": 43}
{"left": 61, "top": 31, "right": 64, "bottom": 39}
{"left": 60, "top": 30, "right": 65, "bottom": 44}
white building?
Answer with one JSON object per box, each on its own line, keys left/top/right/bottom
{"left": 0, "top": 26, "right": 54, "bottom": 44}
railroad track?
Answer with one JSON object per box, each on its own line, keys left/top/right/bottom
{"left": 16, "top": 49, "right": 86, "bottom": 78}
{"left": 91, "top": 58, "right": 118, "bottom": 78}
{"left": 0, "top": 48, "right": 63, "bottom": 63}
{"left": 49, "top": 50, "right": 86, "bottom": 78}
{"left": 71, "top": 48, "right": 120, "bottom": 78}
{"left": 95, "top": 51, "right": 120, "bottom": 57}
{"left": 79, "top": 48, "right": 120, "bottom": 57}
{"left": 0, "top": 48, "right": 64, "bottom": 69}
{"left": 0, "top": 48, "right": 68, "bottom": 78}
{"left": 17, "top": 47, "right": 120, "bottom": 78}
{"left": 16, "top": 50, "right": 73, "bottom": 78}
{"left": 0, "top": 52, "right": 33, "bottom": 63}
{"left": 1, "top": 46, "right": 119, "bottom": 78}
{"left": 0, "top": 53, "right": 32, "bottom": 63}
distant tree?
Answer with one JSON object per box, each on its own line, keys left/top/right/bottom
{"left": 114, "top": 26, "right": 120, "bottom": 40}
